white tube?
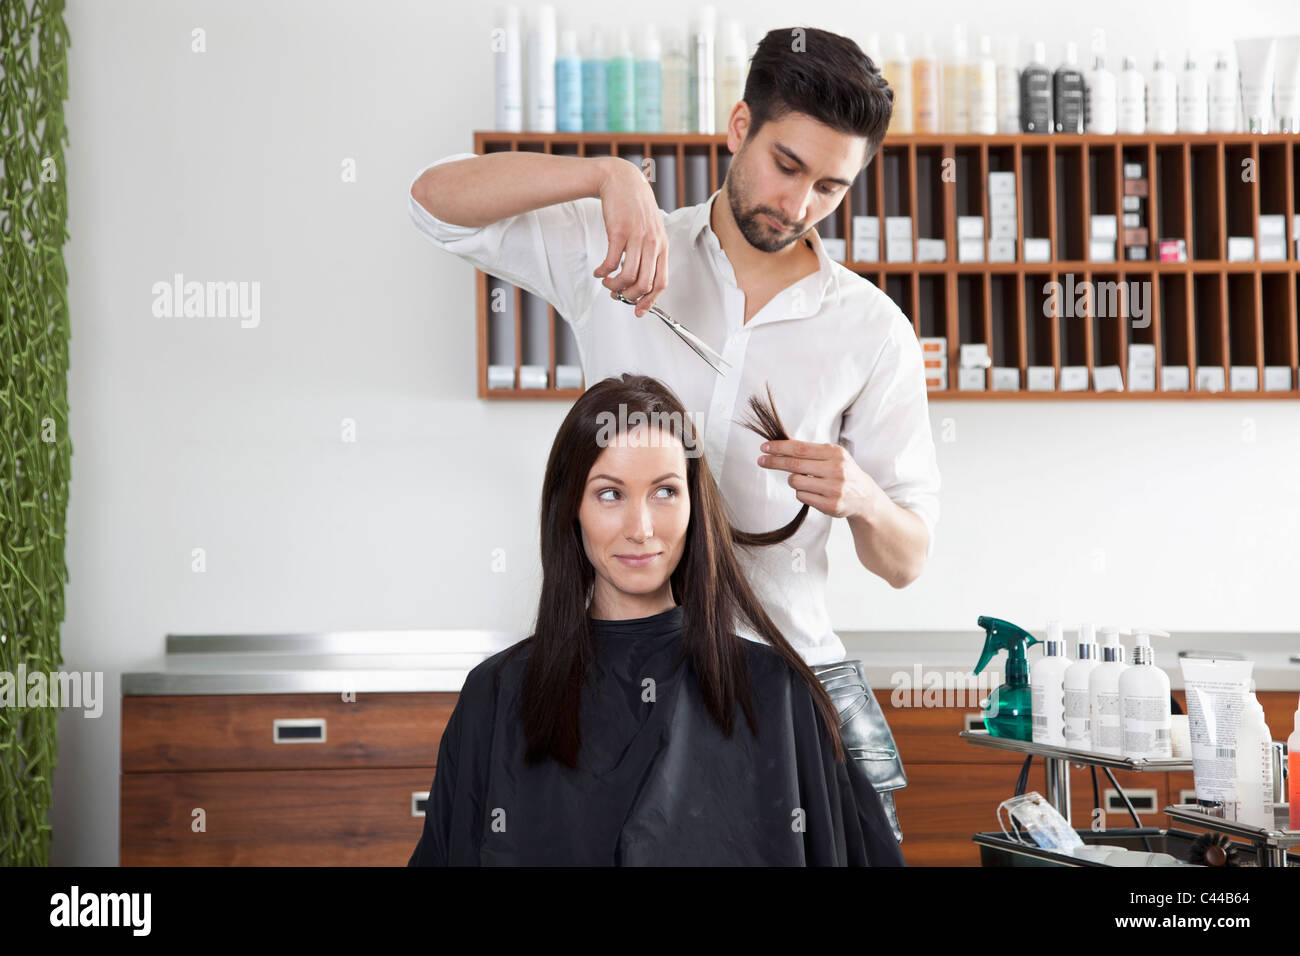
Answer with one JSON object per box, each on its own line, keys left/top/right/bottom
{"left": 1234, "top": 36, "right": 1277, "bottom": 133}
{"left": 1274, "top": 35, "right": 1300, "bottom": 133}
{"left": 1178, "top": 656, "right": 1255, "bottom": 819}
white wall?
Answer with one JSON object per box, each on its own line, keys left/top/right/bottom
{"left": 54, "top": 0, "right": 1300, "bottom": 864}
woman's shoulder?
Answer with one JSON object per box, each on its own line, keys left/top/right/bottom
{"left": 459, "top": 637, "right": 534, "bottom": 702}
{"left": 737, "top": 635, "right": 805, "bottom": 691}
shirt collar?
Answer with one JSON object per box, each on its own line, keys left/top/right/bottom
{"left": 689, "top": 189, "right": 838, "bottom": 321}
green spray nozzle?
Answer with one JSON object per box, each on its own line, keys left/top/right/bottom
{"left": 974, "top": 615, "right": 1041, "bottom": 685}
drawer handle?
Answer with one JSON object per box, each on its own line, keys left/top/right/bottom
{"left": 272, "top": 718, "right": 327, "bottom": 744}
{"left": 965, "top": 712, "right": 985, "bottom": 732}
{"left": 411, "top": 791, "right": 429, "bottom": 817}
{"left": 1104, "top": 787, "right": 1157, "bottom": 813}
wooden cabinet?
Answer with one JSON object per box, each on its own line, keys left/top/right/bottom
{"left": 120, "top": 692, "right": 454, "bottom": 866}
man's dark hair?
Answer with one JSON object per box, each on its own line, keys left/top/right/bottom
{"left": 742, "top": 27, "right": 893, "bottom": 169}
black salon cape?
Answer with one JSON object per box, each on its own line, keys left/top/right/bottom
{"left": 408, "top": 605, "right": 905, "bottom": 866}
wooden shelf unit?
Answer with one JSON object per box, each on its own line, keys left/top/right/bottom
{"left": 471, "top": 131, "right": 1300, "bottom": 400}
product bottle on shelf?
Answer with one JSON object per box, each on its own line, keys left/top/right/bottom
{"left": 1119, "top": 627, "right": 1171, "bottom": 759}
{"left": 494, "top": 4, "right": 523, "bottom": 132}
{"left": 1177, "top": 51, "right": 1209, "bottom": 133}
{"left": 716, "top": 18, "right": 747, "bottom": 133}
{"left": 1030, "top": 620, "right": 1073, "bottom": 746}
{"left": 1019, "top": 40, "right": 1053, "bottom": 133}
{"left": 555, "top": 28, "right": 584, "bottom": 132}
{"left": 969, "top": 34, "right": 998, "bottom": 134}
{"left": 1146, "top": 50, "right": 1178, "bottom": 133}
{"left": 1089, "top": 625, "right": 1130, "bottom": 756}
{"left": 913, "top": 33, "right": 941, "bottom": 133}
{"left": 1208, "top": 50, "right": 1239, "bottom": 132}
{"left": 1084, "top": 29, "right": 1117, "bottom": 134}
{"left": 526, "top": 4, "right": 557, "bottom": 132}
{"left": 1289, "top": 694, "right": 1300, "bottom": 831}
{"left": 944, "top": 24, "right": 970, "bottom": 133}
{"left": 1053, "top": 40, "right": 1085, "bottom": 133}
{"left": 608, "top": 27, "right": 636, "bottom": 132}
{"left": 635, "top": 25, "right": 663, "bottom": 133}
{"left": 996, "top": 35, "right": 1021, "bottom": 133}
{"left": 883, "top": 33, "right": 914, "bottom": 134}
{"left": 1117, "top": 54, "right": 1146, "bottom": 133}
{"left": 1063, "top": 623, "right": 1101, "bottom": 748}
{"left": 1234, "top": 693, "right": 1275, "bottom": 828}
{"left": 692, "top": 6, "right": 717, "bottom": 135}
{"left": 582, "top": 28, "right": 609, "bottom": 132}
{"left": 661, "top": 26, "right": 690, "bottom": 134}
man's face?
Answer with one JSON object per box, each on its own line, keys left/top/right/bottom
{"left": 725, "top": 109, "right": 866, "bottom": 253}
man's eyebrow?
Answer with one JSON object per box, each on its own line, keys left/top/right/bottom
{"left": 773, "top": 142, "right": 853, "bottom": 187}
{"left": 587, "top": 472, "right": 682, "bottom": 486}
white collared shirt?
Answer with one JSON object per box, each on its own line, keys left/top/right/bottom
{"left": 409, "top": 153, "right": 940, "bottom": 665}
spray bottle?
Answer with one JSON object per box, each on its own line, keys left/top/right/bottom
{"left": 1119, "top": 627, "right": 1171, "bottom": 759}
{"left": 1089, "top": 625, "right": 1130, "bottom": 755}
{"left": 974, "top": 615, "right": 1041, "bottom": 740}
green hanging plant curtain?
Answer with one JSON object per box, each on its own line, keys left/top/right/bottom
{"left": 0, "top": 0, "right": 72, "bottom": 866}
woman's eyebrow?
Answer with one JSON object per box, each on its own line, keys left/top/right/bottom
{"left": 586, "top": 472, "right": 682, "bottom": 485}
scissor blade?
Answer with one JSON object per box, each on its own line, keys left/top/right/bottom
{"left": 661, "top": 317, "right": 732, "bottom": 374}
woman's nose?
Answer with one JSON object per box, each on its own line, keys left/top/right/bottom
{"left": 624, "top": 502, "right": 653, "bottom": 541}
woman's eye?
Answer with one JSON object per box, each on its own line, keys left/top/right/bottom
{"left": 655, "top": 486, "right": 678, "bottom": 499}
{"left": 597, "top": 488, "right": 619, "bottom": 501}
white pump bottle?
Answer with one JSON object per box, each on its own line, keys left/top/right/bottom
{"left": 1031, "top": 620, "right": 1073, "bottom": 746}
{"left": 1089, "top": 625, "right": 1130, "bottom": 755}
{"left": 1119, "top": 627, "right": 1171, "bottom": 759}
{"left": 1063, "top": 623, "right": 1100, "bottom": 747}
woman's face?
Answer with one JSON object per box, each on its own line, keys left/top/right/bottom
{"left": 578, "top": 425, "right": 690, "bottom": 618}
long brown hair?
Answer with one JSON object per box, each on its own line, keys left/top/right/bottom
{"left": 501, "top": 373, "right": 846, "bottom": 768}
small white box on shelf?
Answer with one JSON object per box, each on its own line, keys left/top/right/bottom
{"left": 1161, "top": 366, "right": 1190, "bottom": 391}
{"left": 992, "top": 367, "right": 1020, "bottom": 390}
{"left": 988, "top": 171, "right": 1016, "bottom": 195}
{"left": 1090, "top": 215, "right": 1118, "bottom": 239}
{"left": 1229, "top": 366, "right": 1259, "bottom": 391}
{"left": 555, "top": 364, "right": 583, "bottom": 389}
{"left": 1093, "top": 365, "right": 1124, "bottom": 391}
{"left": 920, "top": 337, "right": 947, "bottom": 357}
{"left": 852, "top": 216, "right": 880, "bottom": 262}
{"left": 958, "top": 216, "right": 985, "bottom": 239}
{"left": 519, "top": 365, "right": 549, "bottom": 389}
{"left": 1258, "top": 214, "right": 1286, "bottom": 238}
{"left": 925, "top": 372, "right": 947, "bottom": 390}
{"left": 1123, "top": 162, "right": 1143, "bottom": 179}
{"left": 885, "top": 238, "right": 913, "bottom": 262}
{"left": 1263, "top": 366, "right": 1294, "bottom": 391}
{"left": 1122, "top": 212, "right": 1142, "bottom": 228}
{"left": 958, "top": 367, "right": 987, "bottom": 390}
{"left": 1128, "top": 366, "right": 1156, "bottom": 391}
{"left": 1060, "top": 366, "right": 1089, "bottom": 390}
{"left": 1089, "top": 239, "right": 1117, "bottom": 262}
{"left": 960, "top": 343, "right": 991, "bottom": 368}
{"left": 989, "top": 217, "right": 1018, "bottom": 240}
{"left": 917, "top": 238, "right": 947, "bottom": 262}
{"left": 1196, "top": 366, "right": 1226, "bottom": 391}
{"left": 1122, "top": 195, "right": 1141, "bottom": 212}
{"left": 989, "top": 194, "right": 1017, "bottom": 220}
{"left": 987, "top": 238, "right": 1016, "bottom": 261}
{"left": 885, "top": 216, "right": 913, "bottom": 240}
{"left": 821, "top": 237, "right": 846, "bottom": 262}
{"left": 1226, "top": 236, "right": 1255, "bottom": 261}
{"left": 1128, "top": 343, "right": 1156, "bottom": 367}
{"left": 1259, "top": 238, "right": 1286, "bottom": 261}
{"left": 1023, "top": 238, "right": 1051, "bottom": 262}
{"left": 1027, "top": 366, "right": 1056, "bottom": 390}
{"left": 958, "top": 237, "right": 985, "bottom": 262}
{"left": 487, "top": 365, "right": 516, "bottom": 390}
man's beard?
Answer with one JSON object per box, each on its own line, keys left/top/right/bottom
{"left": 725, "top": 164, "right": 805, "bottom": 253}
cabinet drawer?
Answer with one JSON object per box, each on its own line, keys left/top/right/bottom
{"left": 876, "top": 692, "right": 1023, "bottom": 764}
{"left": 121, "top": 692, "right": 458, "bottom": 771}
{"left": 120, "top": 767, "right": 437, "bottom": 865}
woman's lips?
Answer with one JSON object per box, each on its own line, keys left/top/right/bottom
{"left": 615, "top": 553, "right": 660, "bottom": 567}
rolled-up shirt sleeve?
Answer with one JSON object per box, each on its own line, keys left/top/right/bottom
{"left": 838, "top": 308, "right": 941, "bottom": 561}
{"left": 407, "top": 151, "right": 604, "bottom": 328}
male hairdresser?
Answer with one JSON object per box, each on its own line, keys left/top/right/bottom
{"left": 408, "top": 27, "right": 940, "bottom": 843}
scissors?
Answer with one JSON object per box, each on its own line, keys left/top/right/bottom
{"left": 612, "top": 291, "right": 732, "bottom": 376}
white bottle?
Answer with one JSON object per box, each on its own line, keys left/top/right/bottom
{"left": 1089, "top": 626, "right": 1130, "bottom": 755}
{"left": 1084, "top": 30, "right": 1117, "bottom": 134}
{"left": 661, "top": 27, "right": 690, "bottom": 134}
{"left": 968, "top": 34, "right": 998, "bottom": 134}
{"left": 1031, "top": 620, "right": 1073, "bottom": 746}
{"left": 1209, "top": 50, "right": 1239, "bottom": 132}
{"left": 1117, "top": 55, "right": 1146, "bottom": 133}
{"left": 494, "top": 4, "right": 523, "bottom": 132}
{"left": 1234, "top": 693, "right": 1274, "bottom": 828}
{"left": 996, "top": 35, "right": 1021, "bottom": 133}
{"left": 716, "top": 18, "right": 747, "bottom": 134}
{"left": 692, "top": 6, "right": 717, "bottom": 134}
{"left": 883, "top": 34, "right": 913, "bottom": 134}
{"left": 1146, "top": 50, "right": 1178, "bottom": 133}
{"left": 1119, "top": 627, "right": 1171, "bottom": 759}
{"left": 1063, "top": 623, "right": 1101, "bottom": 748}
{"left": 1177, "top": 52, "right": 1208, "bottom": 133}
{"left": 525, "top": 4, "right": 557, "bottom": 132}
{"left": 943, "top": 25, "right": 970, "bottom": 133}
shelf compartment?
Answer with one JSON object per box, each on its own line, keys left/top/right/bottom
{"left": 1019, "top": 143, "right": 1053, "bottom": 256}
{"left": 914, "top": 145, "right": 948, "bottom": 258}
{"left": 1124, "top": 271, "right": 1158, "bottom": 390}
{"left": 1223, "top": 143, "right": 1258, "bottom": 256}
{"left": 1188, "top": 142, "right": 1223, "bottom": 260}
{"left": 1261, "top": 273, "right": 1298, "bottom": 385}
{"left": 1054, "top": 143, "right": 1086, "bottom": 261}
{"left": 1089, "top": 271, "right": 1125, "bottom": 386}
{"left": 1158, "top": 273, "right": 1193, "bottom": 389}
{"left": 1154, "top": 143, "right": 1190, "bottom": 257}
{"left": 957, "top": 274, "right": 991, "bottom": 389}
{"left": 1192, "top": 272, "right": 1228, "bottom": 388}
{"left": 990, "top": 273, "right": 1024, "bottom": 386}
{"left": 1024, "top": 272, "right": 1058, "bottom": 373}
